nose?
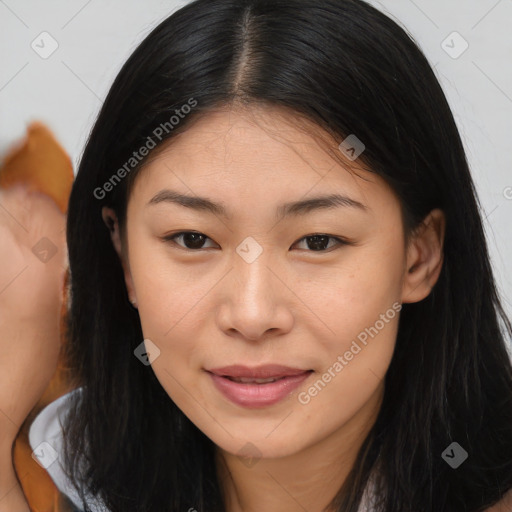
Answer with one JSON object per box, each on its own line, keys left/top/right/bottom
{"left": 216, "top": 250, "right": 294, "bottom": 342}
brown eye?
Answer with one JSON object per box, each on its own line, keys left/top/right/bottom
{"left": 163, "top": 232, "right": 218, "bottom": 250}
{"left": 162, "top": 232, "right": 349, "bottom": 252}
{"left": 293, "top": 234, "right": 347, "bottom": 252}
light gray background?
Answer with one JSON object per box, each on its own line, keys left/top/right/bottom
{"left": 1, "top": 0, "right": 511, "bottom": 336}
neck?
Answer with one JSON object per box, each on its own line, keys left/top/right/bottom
{"left": 216, "top": 384, "right": 384, "bottom": 512}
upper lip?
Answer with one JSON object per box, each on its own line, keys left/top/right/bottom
{"left": 207, "top": 365, "right": 311, "bottom": 379}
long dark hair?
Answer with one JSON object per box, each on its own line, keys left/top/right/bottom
{"left": 63, "top": 0, "right": 512, "bottom": 510}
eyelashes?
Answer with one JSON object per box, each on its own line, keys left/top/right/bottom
{"left": 163, "top": 232, "right": 217, "bottom": 250}
{"left": 161, "top": 231, "right": 351, "bottom": 253}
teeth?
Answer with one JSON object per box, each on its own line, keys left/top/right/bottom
{"left": 228, "top": 376, "right": 281, "bottom": 384}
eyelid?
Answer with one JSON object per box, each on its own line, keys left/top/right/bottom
{"left": 161, "top": 231, "right": 352, "bottom": 252}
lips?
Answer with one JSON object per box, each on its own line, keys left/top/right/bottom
{"left": 226, "top": 376, "right": 282, "bottom": 384}
{"left": 206, "top": 365, "right": 313, "bottom": 408}
{"left": 208, "top": 364, "right": 311, "bottom": 379}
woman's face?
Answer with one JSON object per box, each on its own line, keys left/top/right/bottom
{"left": 111, "top": 106, "right": 443, "bottom": 460}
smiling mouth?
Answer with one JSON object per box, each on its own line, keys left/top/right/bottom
{"left": 207, "top": 364, "right": 313, "bottom": 379}
{"left": 223, "top": 376, "right": 287, "bottom": 384}
{"left": 206, "top": 366, "right": 314, "bottom": 408}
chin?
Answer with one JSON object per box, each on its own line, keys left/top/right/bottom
{"left": 206, "top": 423, "right": 309, "bottom": 461}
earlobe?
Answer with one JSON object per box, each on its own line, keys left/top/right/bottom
{"left": 101, "top": 206, "right": 138, "bottom": 307}
{"left": 401, "top": 208, "right": 446, "bottom": 304}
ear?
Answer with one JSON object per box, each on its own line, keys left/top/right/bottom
{"left": 101, "top": 206, "right": 138, "bottom": 308}
{"left": 401, "top": 208, "right": 446, "bottom": 304}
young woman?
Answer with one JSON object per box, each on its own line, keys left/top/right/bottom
{"left": 2, "top": 0, "right": 512, "bottom": 511}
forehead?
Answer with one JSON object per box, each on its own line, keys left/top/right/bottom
{"left": 128, "top": 106, "right": 398, "bottom": 220}
{"left": 141, "top": 106, "right": 358, "bottom": 179}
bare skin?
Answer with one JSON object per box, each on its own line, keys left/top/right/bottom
{"left": 0, "top": 184, "right": 67, "bottom": 512}
{"left": 103, "top": 105, "right": 446, "bottom": 512}
{"left": 0, "top": 106, "right": 509, "bottom": 512}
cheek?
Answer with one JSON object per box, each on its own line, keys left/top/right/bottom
{"left": 297, "top": 258, "right": 401, "bottom": 438}
{"left": 128, "top": 237, "right": 209, "bottom": 337}
{"left": 310, "top": 243, "right": 404, "bottom": 346}
{"left": 130, "top": 255, "right": 205, "bottom": 408}
{"left": 128, "top": 247, "right": 219, "bottom": 405}
{"left": 311, "top": 279, "right": 399, "bottom": 394}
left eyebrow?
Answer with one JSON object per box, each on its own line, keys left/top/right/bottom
{"left": 276, "top": 194, "right": 368, "bottom": 219}
{"left": 146, "top": 189, "right": 368, "bottom": 220}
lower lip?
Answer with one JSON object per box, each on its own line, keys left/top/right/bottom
{"left": 208, "top": 371, "right": 312, "bottom": 408}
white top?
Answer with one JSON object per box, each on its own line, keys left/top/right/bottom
{"left": 28, "top": 388, "right": 109, "bottom": 512}
{"left": 28, "top": 389, "right": 377, "bottom": 511}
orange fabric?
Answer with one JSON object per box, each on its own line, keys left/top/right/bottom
{"left": 0, "top": 122, "right": 76, "bottom": 512}
{"left": 0, "top": 122, "right": 73, "bottom": 214}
